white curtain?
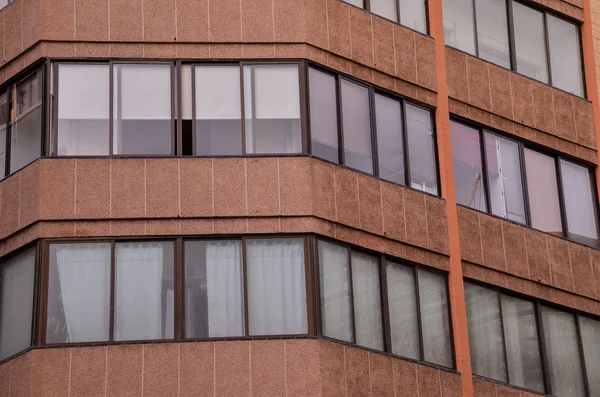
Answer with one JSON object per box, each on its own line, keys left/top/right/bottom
{"left": 115, "top": 242, "right": 173, "bottom": 341}
{"left": 581, "top": 317, "right": 600, "bottom": 397}
{"left": 48, "top": 243, "right": 111, "bottom": 343}
{"left": 351, "top": 252, "right": 384, "bottom": 351}
{"left": 246, "top": 238, "right": 307, "bottom": 335}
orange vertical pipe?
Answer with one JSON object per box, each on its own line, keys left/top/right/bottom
{"left": 580, "top": 0, "right": 600, "bottom": 200}
{"left": 427, "top": 0, "right": 474, "bottom": 396}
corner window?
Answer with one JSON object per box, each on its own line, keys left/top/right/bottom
{"left": 344, "top": 0, "right": 427, "bottom": 33}
{"left": 444, "top": 0, "right": 585, "bottom": 96}
{"left": 317, "top": 239, "right": 453, "bottom": 367}
{"left": 309, "top": 67, "right": 439, "bottom": 196}
{"left": 0, "top": 247, "right": 36, "bottom": 360}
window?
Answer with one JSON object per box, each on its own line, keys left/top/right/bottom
{"left": 182, "top": 63, "right": 302, "bottom": 156}
{"left": 54, "top": 63, "right": 174, "bottom": 156}
{"left": 444, "top": 0, "right": 585, "bottom": 96}
{"left": 184, "top": 237, "right": 308, "bottom": 338}
{"left": 309, "top": 67, "right": 439, "bottom": 195}
{"left": 580, "top": 316, "right": 600, "bottom": 397}
{"left": 0, "top": 92, "right": 7, "bottom": 180}
{"left": 450, "top": 120, "right": 599, "bottom": 247}
{"left": 47, "top": 243, "right": 111, "bottom": 343}
{"left": 343, "top": 0, "right": 427, "bottom": 33}
{"left": 317, "top": 239, "right": 453, "bottom": 367}
{"left": 0, "top": 0, "right": 15, "bottom": 9}
{"left": 0, "top": 247, "right": 36, "bottom": 360}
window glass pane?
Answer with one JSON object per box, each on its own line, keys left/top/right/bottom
{"left": 386, "top": 261, "right": 420, "bottom": 359}
{"left": 375, "top": 94, "right": 405, "bottom": 185}
{"left": 319, "top": 240, "right": 353, "bottom": 343}
{"left": 115, "top": 241, "right": 175, "bottom": 341}
{"left": 0, "top": 247, "right": 35, "bottom": 360}
{"left": 451, "top": 121, "right": 487, "bottom": 211}
{"left": 247, "top": 238, "right": 307, "bottom": 336}
{"left": 57, "top": 64, "right": 110, "bottom": 155}
{"left": 560, "top": 160, "right": 599, "bottom": 247}
{"left": 465, "top": 283, "right": 506, "bottom": 381}
{"left": 341, "top": 79, "right": 373, "bottom": 174}
{"left": 0, "top": 92, "right": 7, "bottom": 179}
{"left": 548, "top": 15, "right": 583, "bottom": 96}
{"left": 10, "top": 70, "right": 42, "bottom": 172}
{"left": 541, "top": 307, "right": 586, "bottom": 397}
{"left": 501, "top": 295, "right": 545, "bottom": 392}
{"left": 524, "top": 149, "right": 563, "bottom": 236}
{"left": 512, "top": 2, "right": 548, "bottom": 83}
{"left": 181, "top": 65, "right": 193, "bottom": 155}
{"left": 400, "top": 0, "right": 427, "bottom": 33}
{"left": 309, "top": 68, "right": 339, "bottom": 163}
{"left": 351, "top": 251, "right": 383, "bottom": 350}
{"left": 475, "top": 0, "right": 510, "bottom": 68}
{"left": 418, "top": 270, "right": 453, "bottom": 367}
{"left": 46, "top": 243, "right": 111, "bottom": 343}
{"left": 407, "top": 104, "right": 438, "bottom": 195}
{"left": 443, "top": 0, "right": 476, "bottom": 55}
{"left": 485, "top": 133, "right": 526, "bottom": 224}
{"left": 184, "top": 240, "right": 244, "bottom": 338}
{"left": 343, "top": 0, "right": 364, "bottom": 6}
{"left": 113, "top": 64, "right": 172, "bottom": 155}
{"left": 195, "top": 66, "right": 242, "bottom": 155}
{"left": 580, "top": 316, "right": 600, "bottom": 397}
{"left": 371, "top": 0, "right": 397, "bottom": 22}
{"left": 244, "top": 64, "right": 302, "bottom": 154}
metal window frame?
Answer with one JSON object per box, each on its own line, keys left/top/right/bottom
{"left": 449, "top": 116, "right": 600, "bottom": 248}
{"left": 313, "top": 235, "right": 456, "bottom": 369}
{"left": 343, "top": 0, "right": 431, "bottom": 36}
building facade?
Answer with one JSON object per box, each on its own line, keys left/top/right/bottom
{"left": 0, "top": 0, "right": 598, "bottom": 396}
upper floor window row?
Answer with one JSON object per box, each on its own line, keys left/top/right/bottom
{"left": 309, "top": 67, "right": 439, "bottom": 195}
{"left": 451, "top": 119, "right": 599, "bottom": 248}
{"left": 443, "top": 0, "right": 584, "bottom": 96}
{"left": 466, "top": 281, "right": 600, "bottom": 397}
{"left": 343, "top": 0, "right": 428, "bottom": 34}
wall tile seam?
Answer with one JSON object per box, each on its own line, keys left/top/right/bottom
{"left": 499, "top": 220, "right": 508, "bottom": 273}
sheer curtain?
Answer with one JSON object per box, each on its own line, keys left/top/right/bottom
{"left": 247, "top": 238, "right": 307, "bottom": 335}
{"left": 47, "top": 243, "right": 111, "bottom": 343}
{"left": 351, "top": 251, "right": 383, "bottom": 351}
{"left": 115, "top": 242, "right": 174, "bottom": 341}
{"left": 581, "top": 316, "right": 600, "bottom": 397}
{"left": 541, "top": 307, "right": 586, "bottom": 397}
{"left": 185, "top": 240, "right": 244, "bottom": 338}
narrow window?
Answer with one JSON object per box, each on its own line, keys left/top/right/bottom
{"left": 475, "top": 0, "right": 511, "bottom": 68}
{"left": 512, "top": 3, "right": 548, "bottom": 83}
{"left": 243, "top": 64, "right": 302, "bottom": 154}
{"left": 451, "top": 121, "right": 487, "bottom": 212}
{"left": 371, "top": 0, "right": 398, "bottom": 22}
{"left": 443, "top": 0, "right": 477, "bottom": 55}
{"left": 246, "top": 238, "right": 307, "bottom": 335}
{"left": 56, "top": 64, "right": 110, "bottom": 155}
{"left": 386, "top": 260, "right": 420, "bottom": 359}
{"left": 195, "top": 66, "right": 242, "bottom": 156}
{"left": 309, "top": 68, "right": 339, "bottom": 164}
{"left": 541, "top": 307, "right": 586, "bottom": 397}
{"left": 547, "top": 15, "right": 584, "bottom": 97}
{"left": 113, "top": 64, "right": 172, "bottom": 155}
{"left": 181, "top": 65, "right": 194, "bottom": 156}
{"left": 485, "top": 133, "right": 526, "bottom": 224}
{"left": 0, "top": 247, "right": 35, "bottom": 360}
{"left": 501, "top": 295, "right": 545, "bottom": 392}
{"left": 318, "top": 240, "right": 353, "bottom": 343}
{"left": 184, "top": 240, "right": 244, "bottom": 338}
{"left": 524, "top": 149, "right": 563, "bottom": 237}
{"left": 375, "top": 94, "right": 405, "bottom": 185}
{"left": 0, "top": 92, "right": 7, "bottom": 179}
{"left": 560, "top": 160, "right": 599, "bottom": 247}
{"left": 400, "top": 0, "right": 427, "bottom": 33}
{"left": 341, "top": 79, "right": 373, "bottom": 174}
{"left": 46, "top": 243, "right": 111, "bottom": 343}
{"left": 10, "top": 70, "right": 42, "bottom": 172}
{"left": 580, "top": 316, "right": 600, "bottom": 397}
{"left": 418, "top": 270, "right": 453, "bottom": 367}
{"left": 114, "top": 241, "right": 175, "bottom": 341}
{"left": 407, "top": 104, "right": 438, "bottom": 194}
{"left": 351, "top": 251, "right": 383, "bottom": 350}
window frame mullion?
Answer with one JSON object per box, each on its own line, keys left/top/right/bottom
{"left": 543, "top": 11, "right": 553, "bottom": 86}
{"left": 554, "top": 156, "right": 570, "bottom": 240}
{"left": 347, "top": 247, "right": 357, "bottom": 345}
{"left": 535, "top": 302, "right": 552, "bottom": 395}
{"left": 401, "top": 100, "right": 411, "bottom": 188}
{"left": 414, "top": 266, "right": 426, "bottom": 362}
{"left": 506, "top": 0, "right": 518, "bottom": 71}
{"left": 471, "top": 0, "right": 480, "bottom": 57}
{"left": 497, "top": 292, "right": 511, "bottom": 384}
{"left": 479, "top": 128, "right": 493, "bottom": 214}
{"left": 575, "top": 314, "right": 592, "bottom": 397}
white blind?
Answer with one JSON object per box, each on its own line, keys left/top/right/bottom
{"left": 58, "top": 64, "right": 109, "bottom": 120}
{"left": 248, "top": 65, "right": 300, "bottom": 119}
{"left": 195, "top": 66, "right": 241, "bottom": 120}
{"left": 116, "top": 64, "right": 171, "bottom": 120}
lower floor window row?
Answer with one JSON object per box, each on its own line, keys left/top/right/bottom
{"left": 466, "top": 282, "right": 600, "bottom": 397}
{"left": 0, "top": 236, "right": 453, "bottom": 369}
